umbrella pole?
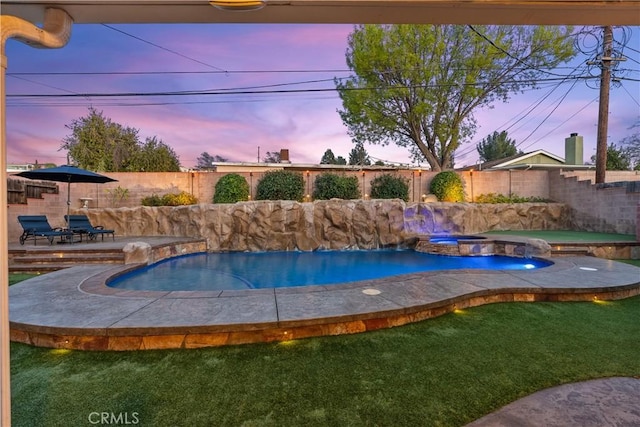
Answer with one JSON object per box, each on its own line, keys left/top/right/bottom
{"left": 67, "top": 180, "right": 71, "bottom": 228}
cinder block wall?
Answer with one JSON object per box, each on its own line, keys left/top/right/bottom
{"left": 457, "top": 170, "right": 550, "bottom": 201}
{"left": 8, "top": 169, "right": 639, "bottom": 242}
{"left": 549, "top": 170, "right": 640, "bottom": 235}
{"left": 561, "top": 170, "right": 640, "bottom": 183}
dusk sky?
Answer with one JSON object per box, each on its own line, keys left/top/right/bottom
{"left": 5, "top": 24, "right": 639, "bottom": 169}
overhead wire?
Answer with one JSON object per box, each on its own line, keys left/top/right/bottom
{"left": 6, "top": 69, "right": 354, "bottom": 76}
{"left": 6, "top": 74, "right": 599, "bottom": 100}
{"left": 519, "top": 96, "right": 599, "bottom": 152}
{"left": 454, "top": 28, "right": 593, "bottom": 162}
{"left": 619, "top": 82, "right": 640, "bottom": 107}
{"left": 101, "top": 24, "right": 228, "bottom": 72}
{"left": 7, "top": 24, "right": 637, "bottom": 167}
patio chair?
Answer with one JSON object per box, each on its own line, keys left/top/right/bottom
{"left": 17, "top": 215, "right": 75, "bottom": 245}
{"left": 65, "top": 214, "right": 115, "bottom": 241}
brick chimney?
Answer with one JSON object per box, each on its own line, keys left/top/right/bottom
{"left": 279, "top": 149, "right": 290, "bottom": 163}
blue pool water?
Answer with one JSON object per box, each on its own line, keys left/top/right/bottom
{"left": 108, "top": 250, "right": 551, "bottom": 291}
{"left": 430, "top": 235, "right": 486, "bottom": 245}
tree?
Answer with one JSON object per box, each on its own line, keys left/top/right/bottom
{"left": 476, "top": 131, "right": 520, "bottom": 162}
{"left": 62, "top": 107, "right": 139, "bottom": 171}
{"left": 196, "top": 152, "right": 228, "bottom": 170}
{"left": 129, "top": 137, "right": 181, "bottom": 172}
{"left": 620, "top": 124, "right": 640, "bottom": 170}
{"left": 336, "top": 25, "right": 575, "bottom": 171}
{"left": 590, "top": 144, "right": 632, "bottom": 171}
{"left": 320, "top": 149, "right": 348, "bottom": 165}
{"left": 263, "top": 151, "right": 281, "bottom": 163}
{"left": 320, "top": 149, "right": 337, "bottom": 164}
{"left": 61, "top": 108, "right": 182, "bottom": 172}
{"left": 348, "top": 142, "right": 372, "bottom": 166}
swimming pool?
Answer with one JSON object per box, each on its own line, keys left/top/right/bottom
{"left": 108, "top": 250, "right": 551, "bottom": 291}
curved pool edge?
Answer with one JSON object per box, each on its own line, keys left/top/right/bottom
{"left": 9, "top": 257, "right": 640, "bottom": 351}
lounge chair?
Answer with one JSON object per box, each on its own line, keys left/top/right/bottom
{"left": 65, "top": 214, "right": 115, "bottom": 241}
{"left": 17, "top": 215, "right": 75, "bottom": 245}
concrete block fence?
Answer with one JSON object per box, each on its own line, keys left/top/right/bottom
{"left": 7, "top": 169, "right": 640, "bottom": 242}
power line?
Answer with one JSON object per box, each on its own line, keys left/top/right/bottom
{"left": 619, "top": 82, "right": 640, "bottom": 107}
{"left": 101, "top": 24, "right": 228, "bottom": 72}
{"left": 454, "top": 65, "right": 590, "bottom": 160}
{"left": 7, "top": 75, "right": 80, "bottom": 95}
{"left": 519, "top": 96, "right": 598, "bottom": 152}
{"left": 467, "top": 25, "right": 575, "bottom": 78}
{"left": 7, "top": 75, "right": 599, "bottom": 99}
{"left": 6, "top": 69, "right": 353, "bottom": 76}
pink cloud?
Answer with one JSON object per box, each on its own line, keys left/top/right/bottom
{"left": 5, "top": 24, "right": 638, "bottom": 170}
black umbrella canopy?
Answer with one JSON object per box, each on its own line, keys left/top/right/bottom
{"left": 16, "top": 165, "right": 118, "bottom": 226}
{"left": 15, "top": 165, "right": 117, "bottom": 184}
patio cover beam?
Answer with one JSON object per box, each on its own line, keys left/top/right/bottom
{"left": 0, "top": 1, "right": 638, "bottom": 426}
{"left": 2, "top": 0, "right": 640, "bottom": 25}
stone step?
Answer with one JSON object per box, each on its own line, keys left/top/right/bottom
{"left": 9, "top": 264, "right": 65, "bottom": 273}
{"left": 551, "top": 246, "right": 591, "bottom": 256}
{"left": 9, "top": 251, "right": 125, "bottom": 273}
{"left": 12, "top": 253, "right": 125, "bottom": 265}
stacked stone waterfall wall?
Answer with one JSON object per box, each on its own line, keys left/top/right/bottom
{"left": 81, "top": 201, "right": 571, "bottom": 252}
{"left": 10, "top": 169, "right": 639, "bottom": 242}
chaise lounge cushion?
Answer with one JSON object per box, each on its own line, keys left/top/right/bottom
{"left": 65, "top": 214, "right": 115, "bottom": 241}
{"left": 18, "top": 215, "right": 74, "bottom": 245}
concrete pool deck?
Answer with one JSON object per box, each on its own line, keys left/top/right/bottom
{"left": 8, "top": 237, "right": 640, "bottom": 351}
{"left": 467, "top": 376, "right": 640, "bottom": 427}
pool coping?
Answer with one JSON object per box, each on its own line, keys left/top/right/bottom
{"left": 9, "top": 249, "right": 640, "bottom": 350}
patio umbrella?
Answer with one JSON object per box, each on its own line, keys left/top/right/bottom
{"left": 16, "top": 165, "right": 117, "bottom": 227}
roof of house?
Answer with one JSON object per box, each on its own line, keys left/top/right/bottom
{"left": 458, "top": 149, "right": 594, "bottom": 171}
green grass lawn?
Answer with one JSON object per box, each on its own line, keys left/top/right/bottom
{"left": 11, "top": 293, "right": 640, "bottom": 426}
{"left": 9, "top": 273, "right": 39, "bottom": 286}
{"left": 483, "top": 230, "right": 637, "bottom": 243}
{"left": 619, "top": 259, "right": 640, "bottom": 268}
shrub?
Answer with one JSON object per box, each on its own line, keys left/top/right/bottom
{"left": 141, "top": 194, "right": 164, "bottom": 206}
{"left": 430, "top": 171, "right": 465, "bottom": 202}
{"left": 141, "top": 192, "right": 198, "bottom": 206}
{"left": 313, "top": 173, "right": 360, "bottom": 200}
{"left": 162, "top": 191, "right": 198, "bottom": 206}
{"left": 213, "top": 173, "right": 250, "bottom": 204}
{"left": 105, "top": 185, "right": 129, "bottom": 207}
{"left": 369, "top": 174, "right": 409, "bottom": 201}
{"left": 256, "top": 170, "right": 305, "bottom": 201}
{"left": 475, "top": 193, "right": 549, "bottom": 203}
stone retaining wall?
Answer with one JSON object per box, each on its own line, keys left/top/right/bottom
{"left": 82, "top": 201, "right": 571, "bottom": 252}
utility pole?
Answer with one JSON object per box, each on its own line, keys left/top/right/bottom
{"left": 595, "top": 25, "right": 613, "bottom": 184}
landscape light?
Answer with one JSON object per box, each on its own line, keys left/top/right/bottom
{"left": 209, "top": 0, "right": 266, "bottom": 11}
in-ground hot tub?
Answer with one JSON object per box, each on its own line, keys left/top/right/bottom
{"left": 415, "top": 235, "right": 551, "bottom": 258}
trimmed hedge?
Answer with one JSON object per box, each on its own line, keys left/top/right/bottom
{"left": 430, "top": 171, "right": 465, "bottom": 202}
{"left": 256, "top": 170, "right": 305, "bottom": 201}
{"left": 213, "top": 173, "right": 250, "bottom": 203}
{"left": 369, "top": 174, "right": 409, "bottom": 201}
{"left": 313, "top": 173, "right": 361, "bottom": 200}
